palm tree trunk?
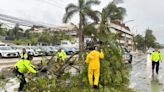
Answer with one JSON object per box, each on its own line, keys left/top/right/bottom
{"left": 79, "top": 13, "right": 84, "bottom": 51}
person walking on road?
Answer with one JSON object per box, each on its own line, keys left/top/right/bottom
{"left": 14, "top": 55, "right": 37, "bottom": 92}
{"left": 150, "top": 48, "right": 162, "bottom": 77}
{"left": 85, "top": 47, "right": 104, "bottom": 89}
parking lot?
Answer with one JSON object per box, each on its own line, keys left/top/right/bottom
{"left": 0, "top": 45, "right": 79, "bottom": 57}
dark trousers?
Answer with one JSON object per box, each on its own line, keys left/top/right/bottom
{"left": 152, "top": 61, "right": 159, "bottom": 74}
{"left": 15, "top": 69, "right": 26, "bottom": 91}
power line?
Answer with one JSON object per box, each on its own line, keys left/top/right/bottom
{"left": 35, "top": 0, "right": 64, "bottom": 9}
{"left": 0, "top": 0, "right": 68, "bottom": 27}
{"left": 50, "top": 0, "right": 66, "bottom": 6}
{"left": 0, "top": 13, "right": 54, "bottom": 27}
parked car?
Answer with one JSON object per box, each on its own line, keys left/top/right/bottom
{"left": 49, "top": 46, "right": 58, "bottom": 52}
{"left": 147, "top": 48, "right": 154, "bottom": 55}
{"left": 60, "top": 40, "right": 78, "bottom": 48}
{"left": 0, "top": 46, "right": 18, "bottom": 58}
{"left": 26, "top": 46, "right": 40, "bottom": 56}
{"left": 12, "top": 46, "right": 35, "bottom": 56}
{"left": 122, "top": 48, "right": 132, "bottom": 64}
{"left": 61, "top": 47, "right": 77, "bottom": 55}
{"left": 40, "top": 46, "right": 55, "bottom": 56}
{"left": 10, "top": 46, "right": 21, "bottom": 56}
{"left": 31, "top": 46, "right": 45, "bottom": 56}
{"left": 26, "top": 47, "right": 35, "bottom": 55}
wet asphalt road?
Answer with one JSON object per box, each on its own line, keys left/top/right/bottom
{"left": 129, "top": 50, "right": 164, "bottom": 92}
{"left": 1, "top": 52, "right": 164, "bottom": 92}
{"left": 0, "top": 56, "right": 51, "bottom": 72}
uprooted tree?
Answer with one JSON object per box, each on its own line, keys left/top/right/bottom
{"left": 23, "top": 21, "right": 133, "bottom": 92}
{"left": 23, "top": 1, "right": 133, "bottom": 92}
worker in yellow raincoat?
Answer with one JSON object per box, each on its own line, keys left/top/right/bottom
{"left": 150, "top": 48, "right": 162, "bottom": 76}
{"left": 57, "top": 48, "right": 67, "bottom": 61}
{"left": 85, "top": 47, "right": 104, "bottom": 88}
{"left": 14, "top": 55, "right": 37, "bottom": 92}
{"left": 20, "top": 48, "right": 28, "bottom": 60}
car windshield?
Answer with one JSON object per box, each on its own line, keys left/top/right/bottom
{"left": 0, "top": 47, "right": 12, "bottom": 50}
{"left": 16, "top": 47, "right": 23, "bottom": 50}
{"left": 25, "top": 47, "right": 31, "bottom": 49}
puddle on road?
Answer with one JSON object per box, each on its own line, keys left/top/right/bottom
{"left": 151, "top": 79, "right": 160, "bottom": 92}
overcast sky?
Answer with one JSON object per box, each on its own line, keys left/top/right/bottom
{"left": 0, "top": 0, "right": 164, "bottom": 44}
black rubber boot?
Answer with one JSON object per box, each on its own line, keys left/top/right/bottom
{"left": 93, "top": 85, "right": 98, "bottom": 89}
{"left": 93, "top": 85, "right": 99, "bottom": 92}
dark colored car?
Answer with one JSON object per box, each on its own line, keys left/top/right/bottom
{"left": 122, "top": 48, "right": 132, "bottom": 64}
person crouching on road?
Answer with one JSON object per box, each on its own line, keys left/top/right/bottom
{"left": 14, "top": 55, "right": 37, "bottom": 92}
{"left": 85, "top": 47, "right": 104, "bottom": 88}
{"left": 150, "top": 48, "right": 162, "bottom": 76}
{"left": 57, "top": 48, "right": 67, "bottom": 61}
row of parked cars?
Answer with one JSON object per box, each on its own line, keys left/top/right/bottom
{"left": 0, "top": 44, "right": 132, "bottom": 64}
{"left": 0, "top": 46, "right": 79, "bottom": 58}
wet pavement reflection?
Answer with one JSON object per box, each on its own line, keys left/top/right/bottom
{"left": 129, "top": 50, "right": 164, "bottom": 92}
{"left": 151, "top": 79, "right": 160, "bottom": 92}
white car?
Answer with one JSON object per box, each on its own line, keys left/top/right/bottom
{"left": 11, "top": 46, "right": 35, "bottom": 56}
{"left": 60, "top": 40, "right": 78, "bottom": 48}
{"left": 30, "top": 46, "right": 43, "bottom": 56}
{"left": 23, "top": 46, "right": 35, "bottom": 56}
{"left": 147, "top": 48, "right": 154, "bottom": 55}
{"left": 0, "top": 46, "right": 18, "bottom": 58}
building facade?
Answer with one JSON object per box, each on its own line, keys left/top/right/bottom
{"left": 109, "top": 20, "right": 133, "bottom": 50}
{"left": 31, "top": 22, "right": 133, "bottom": 50}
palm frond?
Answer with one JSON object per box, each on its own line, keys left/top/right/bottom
{"left": 79, "top": 0, "right": 85, "bottom": 9}
{"left": 63, "top": 9, "right": 78, "bottom": 23}
{"left": 102, "top": 2, "right": 126, "bottom": 21}
{"left": 106, "top": 2, "right": 117, "bottom": 13}
{"left": 84, "top": 23, "right": 96, "bottom": 36}
{"left": 94, "top": 10, "right": 101, "bottom": 19}
{"left": 70, "top": 22, "right": 79, "bottom": 30}
{"left": 83, "top": 7, "right": 99, "bottom": 23}
{"left": 101, "top": 9, "right": 107, "bottom": 22}
{"left": 65, "top": 4, "right": 79, "bottom": 13}
{"left": 118, "top": 7, "right": 126, "bottom": 16}
{"left": 86, "top": 0, "right": 100, "bottom": 7}
{"left": 110, "top": 7, "right": 126, "bottom": 20}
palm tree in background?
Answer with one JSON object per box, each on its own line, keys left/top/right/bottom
{"left": 83, "top": 2, "right": 126, "bottom": 43}
{"left": 0, "top": 23, "right": 8, "bottom": 36}
{"left": 97, "top": 2, "right": 126, "bottom": 40}
{"left": 63, "top": 0, "right": 100, "bottom": 51}
{"left": 99, "top": 2, "right": 126, "bottom": 25}
{"left": 12, "top": 24, "right": 23, "bottom": 39}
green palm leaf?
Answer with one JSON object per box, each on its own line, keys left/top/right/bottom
{"left": 63, "top": 9, "right": 79, "bottom": 23}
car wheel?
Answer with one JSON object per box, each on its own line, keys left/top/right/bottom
{"left": 0, "top": 53, "right": 2, "bottom": 58}
{"left": 128, "top": 54, "right": 132, "bottom": 64}
{"left": 45, "top": 52, "right": 48, "bottom": 56}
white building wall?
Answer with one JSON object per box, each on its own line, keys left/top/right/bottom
{"left": 108, "top": 22, "right": 133, "bottom": 50}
